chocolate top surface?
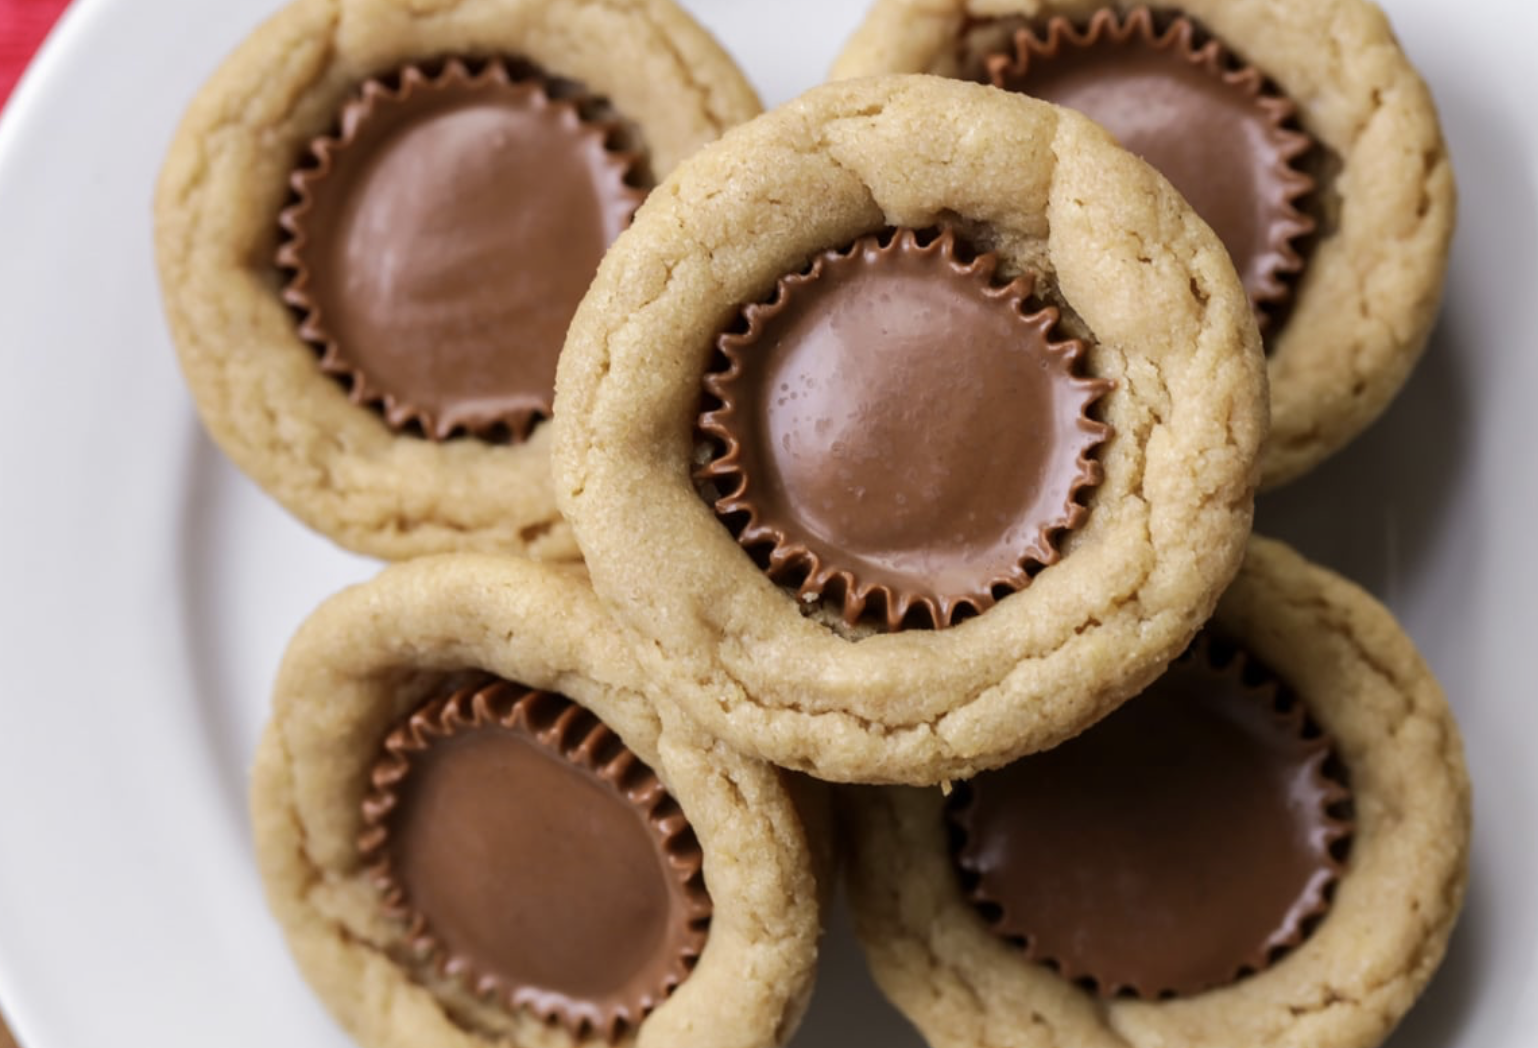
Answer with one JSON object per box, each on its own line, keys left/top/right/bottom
{"left": 949, "top": 638, "right": 1350, "bottom": 998}
{"left": 988, "top": 9, "right": 1314, "bottom": 321}
{"left": 364, "top": 681, "right": 707, "bottom": 1039}
{"left": 283, "top": 61, "right": 644, "bottom": 441}
{"left": 699, "top": 228, "right": 1110, "bottom": 630}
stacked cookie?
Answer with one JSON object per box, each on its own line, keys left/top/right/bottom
{"left": 156, "top": 0, "right": 762, "bottom": 561}
{"left": 253, "top": 555, "right": 827, "bottom": 1048}
{"left": 155, "top": 1, "right": 1469, "bottom": 1047}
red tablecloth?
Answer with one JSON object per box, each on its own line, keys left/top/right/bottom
{"left": 1, "top": 0, "right": 71, "bottom": 109}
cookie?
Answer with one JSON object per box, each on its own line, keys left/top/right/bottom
{"left": 832, "top": 0, "right": 1455, "bottom": 487}
{"left": 252, "top": 554, "right": 825, "bottom": 1048}
{"left": 552, "top": 74, "right": 1267, "bottom": 784}
{"left": 155, "top": 0, "right": 761, "bottom": 561}
{"left": 844, "top": 535, "right": 1470, "bottom": 1048}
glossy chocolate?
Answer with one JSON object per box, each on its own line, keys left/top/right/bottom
{"left": 949, "top": 637, "right": 1351, "bottom": 998}
{"left": 987, "top": 8, "right": 1315, "bottom": 322}
{"left": 361, "top": 679, "right": 708, "bottom": 1040}
{"left": 698, "top": 228, "right": 1111, "bottom": 631}
{"left": 281, "top": 60, "right": 645, "bottom": 441}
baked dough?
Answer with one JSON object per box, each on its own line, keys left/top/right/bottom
{"left": 251, "top": 554, "right": 824, "bottom": 1048}
{"left": 155, "top": 0, "right": 761, "bottom": 561}
{"left": 843, "top": 534, "right": 1471, "bottom": 1048}
{"left": 831, "top": 0, "right": 1456, "bottom": 488}
{"left": 552, "top": 74, "right": 1267, "bottom": 784}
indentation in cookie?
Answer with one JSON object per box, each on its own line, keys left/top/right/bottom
{"left": 696, "top": 226, "right": 1112, "bottom": 632}
{"left": 983, "top": 7, "right": 1317, "bottom": 331}
{"left": 358, "top": 675, "right": 710, "bottom": 1042}
{"left": 278, "top": 58, "right": 648, "bottom": 442}
{"left": 947, "top": 633, "right": 1354, "bottom": 998}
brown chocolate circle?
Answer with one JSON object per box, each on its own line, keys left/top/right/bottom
{"left": 282, "top": 61, "right": 645, "bottom": 441}
{"left": 949, "top": 637, "right": 1350, "bottom": 998}
{"left": 987, "top": 9, "right": 1314, "bottom": 322}
{"left": 363, "top": 681, "right": 707, "bottom": 1039}
{"left": 698, "top": 229, "right": 1111, "bottom": 630}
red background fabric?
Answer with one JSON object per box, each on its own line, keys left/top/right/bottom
{"left": 0, "top": 0, "right": 71, "bottom": 109}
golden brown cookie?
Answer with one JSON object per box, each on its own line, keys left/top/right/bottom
{"left": 552, "top": 74, "right": 1267, "bottom": 784}
{"left": 252, "top": 554, "right": 825, "bottom": 1048}
{"left": 832, "top": 0, "right": 1455, "bottom": 488}
{"left": 155, "top": 0, "right": 761, "bottom": 561}
{"left": 843, "top": 534, "right": 1470, "bottom": 1048}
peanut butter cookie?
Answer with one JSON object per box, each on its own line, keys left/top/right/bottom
{"left": 833, "top": 0, "right": 1456, "bottom": 487}
{"left": 252, "top": 554, "right": 824, "bottom": 1048}
{"left": 844, "top": 535, "right": 1470, "bottom": 1048}
{"left": 552, "top": 74, "right": 1267, "bottom": 784}
{"left": 156, "top": 0, "right": 761, "bottom": 560}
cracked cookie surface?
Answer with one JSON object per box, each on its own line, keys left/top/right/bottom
{"left": 155, "top": 0, "right": 761, "bottom": 561}
{"left": 832, "top": 0, "right": 1456, "bottom": 488}
{"left": 551, "top": 75, "right": 1267, "bottom": 784}
{"left": 843, "top": 534, "right": 1471, "bottom": 1048}
{"left": 251, "top": 554, "right": 824, "bottom": 1048}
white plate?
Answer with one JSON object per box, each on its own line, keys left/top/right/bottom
{"left": 0, "top": 0, "right": 1533, "bottom": 1045}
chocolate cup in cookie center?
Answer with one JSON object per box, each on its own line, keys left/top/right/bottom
{"left": 280, "top": 60, "right": 646, "bottom": 441}
{"left": 361, "top": 679, "right": 709, "bottom": 1040}
{"left": 948, "top": 636, "right": 1352, "bottom": 998}
{"left": 699, "top": 228, "right": 1111, "bottom": 631}
{"left": 986, "top": 8, "right": 1315, "bottom": 324}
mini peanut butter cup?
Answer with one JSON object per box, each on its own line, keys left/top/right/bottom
{"left": 947, "top": 633, "right": 1353, "bottom": 999}
{"left": 697, "top": 227, "right": 1112, "bottom": 632}
{"left": 279, "top": 59, "right": 647, "bottom": 442}
{"left": 358, "top": 675, "right": 710, "bottom": 1042}
{"left": 985, "top": 7, "right": 1316, "bottom": 329}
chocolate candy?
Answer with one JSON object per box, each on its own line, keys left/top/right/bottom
{"left": 698, "top": 227, "right": 1111, "bottom": 631}
{"left": 360, "top": 677, "right": 709, "bottom": 1041}
{"left": 985, "top": 7, "right": 1315, "bottom": 327}
{"left": 280, "top": 59, "right": 646, "bottom": 441}
{"left": 949, "top": 635, "right": 1352, "bottom": 998}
